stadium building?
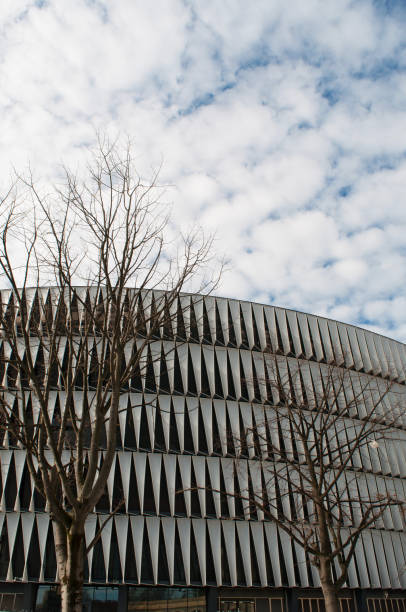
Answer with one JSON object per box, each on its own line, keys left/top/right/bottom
{"left": 0, "top": 290, "right": 405, "bottom": 611}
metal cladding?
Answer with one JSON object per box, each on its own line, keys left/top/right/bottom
{"left": 0, "top": 288, "right": 406, "bottom": 589}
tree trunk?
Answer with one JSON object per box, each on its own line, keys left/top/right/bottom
{"left": 54, "top": 522, "right": 85, "bottom": 612}
{"left": 320, "top": 578, "right": 340, "bottom": 612}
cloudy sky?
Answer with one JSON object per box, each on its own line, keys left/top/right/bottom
{"left": 1, "top": 0, "right": 406, "bottom": 340}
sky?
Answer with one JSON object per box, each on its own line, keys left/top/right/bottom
{"left": 1, "top": 0, "right": 406, "bottom": 341}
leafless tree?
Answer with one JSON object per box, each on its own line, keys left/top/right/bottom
{"left": 0, "top": 138, "right": 218, "bottom": 611}
{"left": 229, "top": 356, "right": 404, "bottom": 612}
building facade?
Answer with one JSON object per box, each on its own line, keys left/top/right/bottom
{"left": 0, "top": 290, "right": 405, "bottom": 611}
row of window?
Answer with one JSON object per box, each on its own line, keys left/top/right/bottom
{"left": 0, "top": 450, "right": 405, "bottom": 530}
{"left": 36, "top": 585, "right": 206, "bottom": 612}
{"left": 3, "top": 339, "right": 405, "bottom": 426}
{"left": 1, "top": 586, "right": 405, "bottom": 612}
{"left": 0, "top": 513, "right": 405, "bottom": 589}
{"left": 2, "top": 385, "right": 406, "bottom": 479}
{"left": 1, "top": 289, "right": 405, "bottom": 383}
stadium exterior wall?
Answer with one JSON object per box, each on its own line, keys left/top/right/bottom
{"left": 0, "top": 289, "right": 405, "bottom": 611}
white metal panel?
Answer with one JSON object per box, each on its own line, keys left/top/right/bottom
{"left": 240, "top": 301, "right": 255, "bottom": 348}
{"left": 144, "top": 394, "right": 157, "bottom": 450}
{"left": 163, "top": 454, "right": 176, "bottom": 516}
{"left": 286, "top": 310, "right": 303, "bottom": 357}
{"left": 278, "top": 528, "right": 296, "bottom": 586}
{"left": 248, "top": 460, "right": 264, "bottom": 521}
{"left": 264, "top": 307, "right": 280, "bottom": 354}
{"left": 275, "top": 308, "right": 291, "bottom": 355}
{"left": 264, "top": 522, "right": 281, "bottom": 586}
{"left": 148, "top": 453, "right": 162, "bottom": 514}
{"left": 106, "top": 453, "right": 117, "bottom": 512}
{"left": 340, "top": 528, "right": 358, "bottom": 588}
{"left": 222, "top": 520, "right": 237, "bottom": 586}
{"left": 226, "top": 401, "right": 240, "bottom": 456}
{"left": 192, "top": 456, "right": 207, "bottom": 517}
{"left": 100, "top": 515, "right": 113, "bottom": 579}
{"left": 213, "top": 400, "right": 227, "bottom": 456}
{"left": 252, "top": 303, "right": 267, "bottom": 350}
{"left": 117, "top": 451, "right": 132, "bottom": 511}
{"left": 206, "top": 457, "right": 221, "bottom": 518}
{"left": 236, "top": 521, "right": 252, "bottom": 586}
{"left": 326, "top": 320, "right": 344, "bottom": 365}
{"left": 293, "top": 541, "right": 308, "bottom": 587}
{"left": 216, "top": 298, "right": 229, "bottom": 346}
{"left": 346, "top": 326, "right": 363, "bottom": 371}
{"left": 207, "top": 519, "right": 222, "bottom": 585}
{"left": 236, "top": 459, "right": 250, "bottom": 519}
{"left": 221, "top": 458, "right": 235, "bottom": 518}
{"left": 396, "top": 343, "right": 406, "bottom": 381}
{"left": 307, "top": 316, "right": 324, "bottom": 362}
{"left": 177, "top": 518, "right": 191, "bottom": 585}
{"left": 250, "top": 522, "right": 267, "bottom": 587}
{"left": 172, "top": 397, "right": 185, "bottom": 453}
{"left": 134, "top": 453, "right": 147, "bottom": 513}
{"left": 362, "top": 530, "right": 380, "bottom": 587}
{"left": 161, "top": 517, "right": 175, "bottom": 585}
{"left": 130, "top": 516, "right": 144, "bottom": 583}
{"left": 36, "top": 514, "right": 49, "bottom": 582}
{"left": 158, "top": 395, "right": 171, "bottom": 450}
{"left": 381, "top": 530, "right": 401, "bottom": 588}
{"left": 240, "top": 350, "right": 255, "bottom": 402}
{"left": 186, "top": 397, "right": 199, "bottom": 454}
{"left": 6, "top": 513, "right": 19, "bottom": 580}
{"left": 115, "top": 515, "right": 129, "bottom": 580}
{"left": 252, "top": 352, "right": 267, "bottom": 403}
{"left": 202, "top": 346, "right": 215, "bottom": 396}
{"left": 382, "top": 337, "right": 399, "bottom": 381}
{"left": 178, "top": 455, "right": 191, "bottom": 516}
{"left": 373, "top": 335, "right": 389, "bottom": 379}
{"left": 131, "top": 393, "right": 143, "bottom": 448}
{"left": 354, "top": 536, "right": 370, "bottom": 587}
{"left": 239, "top": 401, "right": 255, "bottom": 459}
{"left": 21, "top": 512, "right": 34, "bottom": 581}
{"left": 388, "top": 342, "right": 405, "bottom": 383}
{"left": 200, "top": 398, "right": 213, "bottom": 455}
{"left": 227, "top": 348, "right": 241, "bottom": 400}
{"left": 146, "top": 517, "right": 160, "bottom": 584}
{"left": 215, "top": 347, "right": 229, "bottom": 398}
{"left": 228, "top": 300, "right": 242, "bottom": 347}
{"left": 84, "top": 515, "right": 97, "bottom": 581}
{"left": 176, "top": 344, "right": 189, "bottom": 394}
{"left": 391, "top": 532, "right": 406, "bottom": 588}
{"left": 317, "top": 317, "right": 335, "bottom": 364}
{"left": 204, "top": 296, "right": 217, "bottom": 342}
{"left": 191, "top": 295, "right": 204, "bottom": 341}
{"left": 192, "top": 519, "right": 207, "bottom": 585}
{"left": 189, "top": 344, "right": 202, "bottom": 395}
{"left": 254, "top": 405, "right": 268, "bottom": 460}
{"left": 364, "top": 331, "right": 381, "bottom": 375}
{"left": 371, "top": 530, "right": 391, "bottom": 588}
{"left": 355, "top": 328, "right": 373, "bottom": 373}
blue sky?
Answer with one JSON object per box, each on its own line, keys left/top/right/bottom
{"left": 1, "top": 0, "right": 406, "bottom": 340}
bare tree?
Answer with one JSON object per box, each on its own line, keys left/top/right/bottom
{"left": 0, "top": 139, "right": 218, "bottom": 611}
{"left": 228, "top": 356, "right": 404, "bottom": 612}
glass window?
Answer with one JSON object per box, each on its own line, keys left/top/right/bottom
{"left": 82, "top": 586, "right": 119, "bottom": 611}
{"left": 36, "top": 585, "right": 119, "bottom": 612}
{"left": 220, "top": 600, "right": 255, "bottom": 612}
{"left": 187, "top": 588, "right": 206, "bottom": 612}
{"left": 269, "top": 599, "right": 283, "bottom": 612}
{"left": 128, "top": 587, "right": 205, "bottom": 612}
{"left": 0, "top": 592, "right": 25, "bottom": 611}
{"left": 35, "top": 585, "right": 61, "bottom": 612}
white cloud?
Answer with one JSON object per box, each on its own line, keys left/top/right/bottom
{"left": 1, "top": 0, "right": 406, "bottom": 340}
